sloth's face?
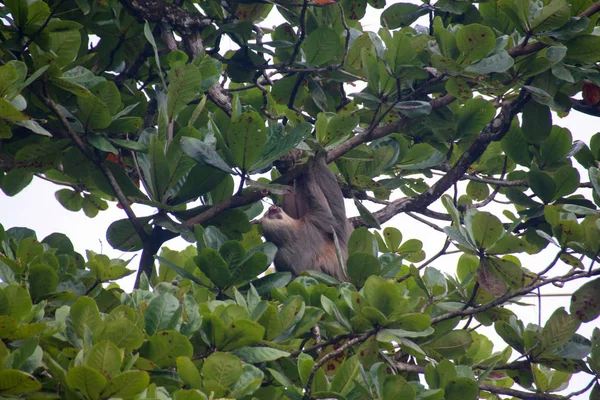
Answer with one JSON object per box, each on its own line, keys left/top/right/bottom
{"left": 266, "top": 205, "right": 284, "bottom": 220}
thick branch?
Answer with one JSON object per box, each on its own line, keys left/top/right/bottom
{"left": 363, "top": 93, "right": 530, "bottom": 227}
{"left": 119, "top": 0, "right": 211, "bottom": 35}
{"left": 431, "top": 268, "right": 600, "bottom": 324}
{"left": 394, "top": 362, "right": 565, "bottom": 399}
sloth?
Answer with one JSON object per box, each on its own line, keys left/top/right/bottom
{"left": 261, "top": 154, "right": 352, "bottom": 281}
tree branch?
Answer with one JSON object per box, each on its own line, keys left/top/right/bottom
{"left": 41, "top": 93, "right": 149, "bottom": 243}
{"left": 394, "top": 362, "right": 566, "bottom": 399}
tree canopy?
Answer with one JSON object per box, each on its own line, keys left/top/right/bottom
{"left": 1, "top": 0, "right": 600, "bottom": 398}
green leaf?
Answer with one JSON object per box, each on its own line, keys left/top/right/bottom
{"left": 324, "top": 354, "right": 357, "bottom": 395}
{"left": 144, "top": 293, "right": 181, "bottom": 336}
{"left": 464, "top": 51, "right": 514, "bottom": 74}
{"left": 444, "top": 377, "right": 478, "bottom": 400}
{"left": 354, "top": 198, "right": 381, "bottom": 229}
{"left": 540, "top": 307, "right": 580, "bottom": 355}
{"left": 226, "top": 110, "right": 267, "bottom": 170}
{"left": 456, "top": 97, "right": 495, "bottom": 137}
{"left": 302, "top": 28, "right": 340, "bottom": 66}
{"left": 106, "top": 217, "right": 152, "bottom": 252}
{"left": 570, "top": 277, "right": 600, "bottom": 322}
{"left": 552, "top": 166, "right": 579, "bottom": 201}
{"left": 0, "top": 369, "right": 41, "bottom": 395}
{"left": 140, "top": 330, "right": 193, "bottom": 368}
{"left": 66, "top": 365, "right": 107, "bottom": 400}
{"left": 99, "top": 318, "right": 145, "bottom": 352}
{"left": 180, "top": 137, "right": 233, "bottom": 173}
{"left": 424, "top": 330, "right": 473, "bottom": 359}
{"left": 566, "top": 35, "right": 600, "bottom": 63}
{"left": 363, "top": 276, "right": 404, "bottom": 317}
{"left": 531, "top": 0, "right": 570, "bottom": 32}
{"left": 386, "top": 33, "right": 416, "bottom": 75}
{"left": 540, "top": 126, "right": 572, "bottom": 166}
{"left": 28, "top": 264, "right": 58, "bottom": 302}
{"left": 486, "top": 235, "right": 529, "bottom": 254}
{"left": 466, "top": 181, "right": 489, "bottom": 201}
{"left": 77, "top": 94, "right": 112, "bottom": 131}
{"left": 101, "top": 371, "right": 149, "bottom": 398}
{"left": 423, "top": 267, "right": 447, "bottom": 298}
{"left": 395, "top": 101, "right": 432, "bottom": 118}
{"left": 347, "top": 252, "right": 380, "bottom": 287}
{"left": 202, "top": 352, "right": 242, "bottom": 388}
{"left": 177, "top": 356, "right": 202, "bottom": 389}
{"left": 196, "top": 248, "right": 233, "bottom": 288}
{"left": 252, "top": 122, "right": 311, "bottom": 171}
{"left": 528, "top": 171, "right": 556, "bottom": 203}
{"left": 147, "top": 135, "right": 170, "bottom": 202}
{"left": 167, "top": 63, "right": 202, "bottom": 119}
{"left": 495, "top": 318, "right": 524, "bottom": 353}
{"left": 381, "top": 3, "right": 428, "bottom": 29}
{"left": 383, "top": 375, "right": 416, "bottom": 400}
{"left": 108, "top": 117, "right": 144, "bottom": 134}
{"left": 521, "top": 101, "right": 551, "bottom": 144}
{"left": 85, "top": 340, "right": 122, "bottom": 378}
{"left": 55, "top": 188, "right": 83, "bottom": 212}
{"left": 229, "top": 364, "right": 264, "bottom": 397}
{"left": 383, "top": 227, "right": 402, "bottom": 252}
{"left": 220, "top": 319, "right": 265, "bottom": 351}
{"left": 468, "top": 212, "right": 504, "bottom": 250}
{"left": 233, "top": 346, "right": 290, "bottom": 363}
{"left": 477, "top": 257, "right": 508, "bottom": 297}
{"left": 398, "top": 143, "right": 444, "bottom": 170}
{"left": 69, "top": 296, "right": 103, "bottom": 339}
{"left": 456, "top": 24, "right": 496, "bottom": 64}
{"left": 323, "top": 110, "right": 360, "bottom": 146}
{"left": 0, "top": 98, "right": 28, "bottom": 121}
{"left": 90, "top": 81, "right": 121, "bottom": 115}
{"left": 488, "top": 256, "right": 527, "bottom": 290}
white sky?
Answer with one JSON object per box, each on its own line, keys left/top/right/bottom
{"left": 1, "top": 2, "right": 598, "bottom": 397}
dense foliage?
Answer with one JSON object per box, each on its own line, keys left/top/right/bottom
{"left": 2, "top": 0, "right": 600, "bottom": 398}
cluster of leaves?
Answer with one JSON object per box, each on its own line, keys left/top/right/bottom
{"left": 2, "top": 0, "right": 600, "bottom": 398}
{"left": 2, "top": 210, "right": 600, "bottom": 400}
{"left": 1, "top": 223, "right": 597, "bottom": 399}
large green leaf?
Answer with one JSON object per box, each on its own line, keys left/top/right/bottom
{"left": 140, "top": 330, "right": 193, "bottom": 368}
{"left": 467, "top": 212, "right": 504, "bottom": 250}
{"left": 226, "top": 110, "right": 267, "bottom": 170}
{"left": 77, "top": 94, "right": 112, "bottom": 131}
{"left": 101, "top": 371, "right": 150, "bottom": 398}
{"left": 302, "top": 28, "right": 341, "bottom": 66}
{"left": 196, "top": 248, "right": 233, "bottom": 288}
{"left": 381, "top": 3, "right": 428, "bottom": 29}
{"left": 167, "top": 62, "right": 202, "bottom": 119}
{"left": 66, "top": 366, "right": 107, "bottom": 400}
{"left": 144, "top": 293, "right": 181, "bottom": 336}
{"left": 85, "top": 340, "right": 122, "bottom": 378}
{"left": 521, "top": 101, "right": 551, "bottom": 144}
{"left": 99, "top": 318, "right": 145, "bottom": 352}
{"left": 570, "top": 277, "right": 600, "bottom": 322}
{"left": 202, "top": 352, "right": 242, "bottom": 388}
{"left": 456, "top": 97, "right": 495, "bottom": 137}
{"left": 28, "top": 264, "right": 58, "bottom": 302}
{"left": 424, "top": 330, "right": 473, "bottom": 359}
{"left": 540, "top": 307, "right": 580, "bottom": 355}
{"left": 566, "top": 35, "right": 600, "bottom": 63}
{"left": 180, "top": 137, "right": 234, "bottom": 173}
{"left": 528, "top": 171, "right": 556, "bottom": 204}
{"left": 0, "top": 369, "right": 41, "bottom": 395}
{"left": 69, "top": 296, "right": 103, "bottom": 339}
{"left": 456, "top": 24, "right": 496, "bottom": 64}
